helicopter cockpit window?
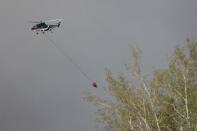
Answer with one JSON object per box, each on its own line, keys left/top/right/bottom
{"left": 37, "top": 24, "right": 41, "bottom": 28}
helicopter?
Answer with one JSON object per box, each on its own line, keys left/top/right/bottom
{"left": 30, "top": 19, "right": 63, "bottom": 34}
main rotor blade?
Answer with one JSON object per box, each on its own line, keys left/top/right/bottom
{"left": 29, "top": 20, "right": 42, "bottom": 23}
{"left": 45, "top": 19, "right": 63, "bottom": 23}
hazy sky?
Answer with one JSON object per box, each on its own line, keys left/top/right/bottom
{"left": 0, "top": 0, "right": 197, "bottom": 131}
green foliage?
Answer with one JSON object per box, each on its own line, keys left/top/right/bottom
{"left": 84, "top": 39, "right": 197, "bottom": 131}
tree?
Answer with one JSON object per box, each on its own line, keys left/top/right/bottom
{"left": 84, "top": 39, "right": 197, "bottom": 131}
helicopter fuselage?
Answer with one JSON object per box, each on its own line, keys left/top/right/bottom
{"left": 31, "top": 22, "right": 61, "bottom": 33}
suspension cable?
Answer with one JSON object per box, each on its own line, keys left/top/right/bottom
{"left": 42, "top": 34, "right": 107, "bottom": 90}
{"left": 44, "top": 34, "right": 94, "bottom": 83}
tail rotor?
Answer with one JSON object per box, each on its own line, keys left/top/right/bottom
{"left": 57, "top": 21, "right": 61, "bottom": 27}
